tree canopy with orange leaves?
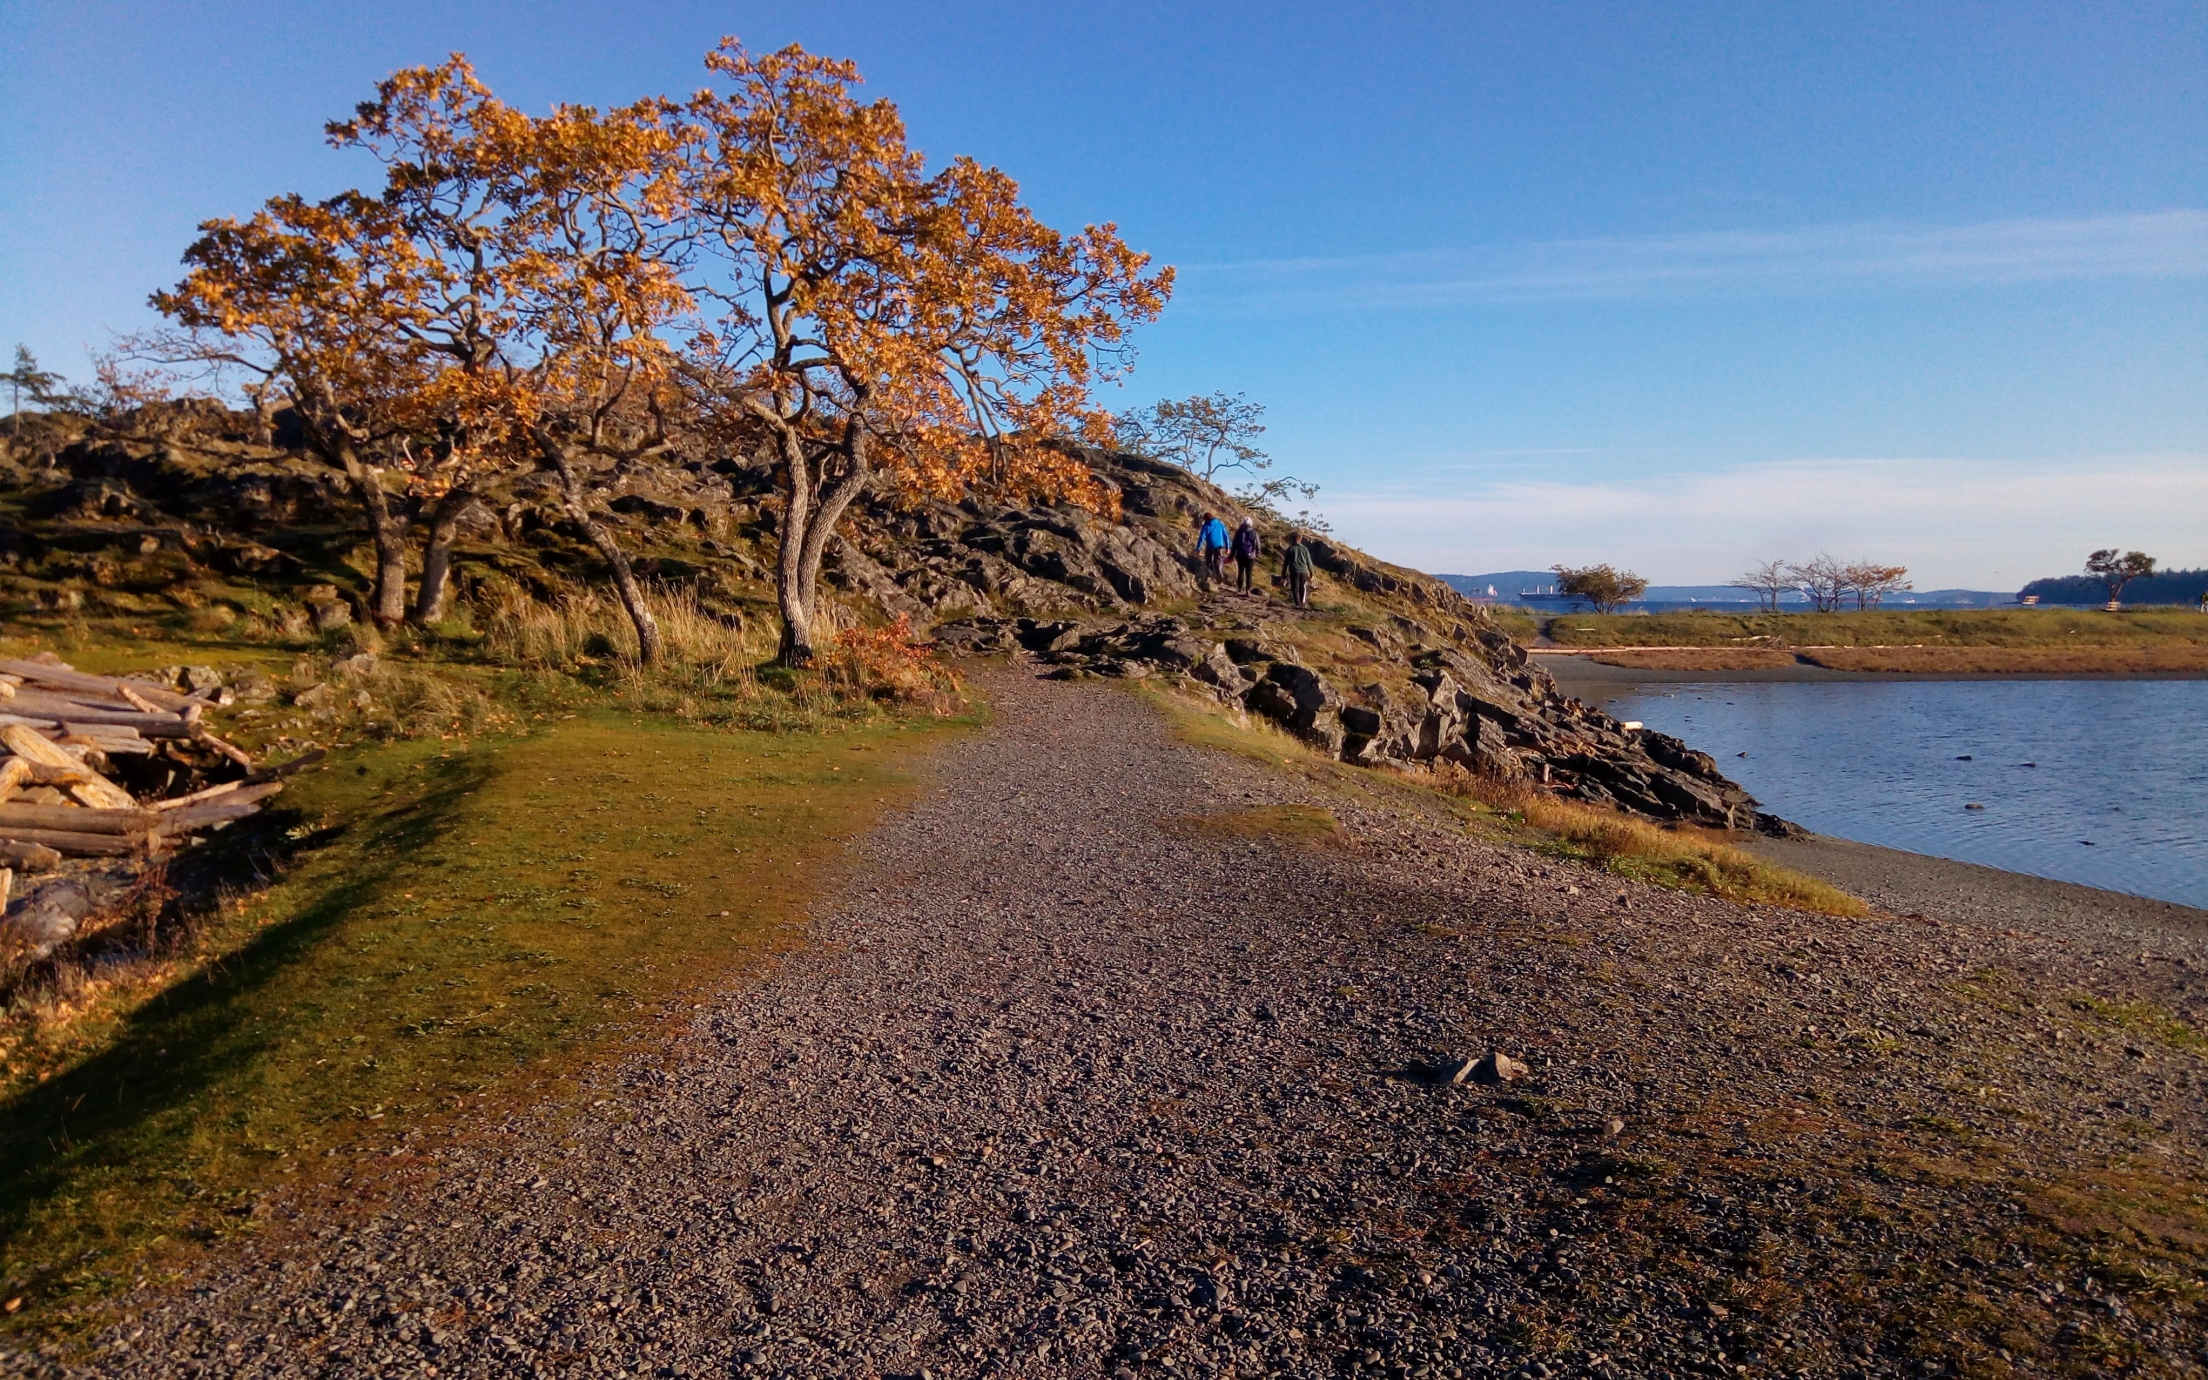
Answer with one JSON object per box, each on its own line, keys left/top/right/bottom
{"left": 328, "top": 57, "right": 698, "bottom": 655}
{"left": 150, "top": 186, "right": 452, "bottom": 626}
{"left": 677, "top": 41, "right": 1172, "bottom": 664}
{"left": 151, "top": 39, "right": 1170, "bottom": 663}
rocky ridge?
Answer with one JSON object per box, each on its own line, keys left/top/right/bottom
{"left": 1, "top": 409, "right": 1771, "bottom": 831}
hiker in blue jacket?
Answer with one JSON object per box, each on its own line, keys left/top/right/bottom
{"left": 1231, "top": 516, "right": 1261, "bottom": 593}
{"left": 1195, "top": 511, "right": 1230, "bottom": 586}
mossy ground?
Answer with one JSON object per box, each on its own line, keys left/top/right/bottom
{"left": 0, "top": 623, "right": 967, "bottom": 1340}
{"left": 1171, "top": 803, "right": 1342, "bottom": 847}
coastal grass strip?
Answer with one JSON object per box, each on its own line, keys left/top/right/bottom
{"left": 1539, "top": 608, "right": 2208, "bottom": 651}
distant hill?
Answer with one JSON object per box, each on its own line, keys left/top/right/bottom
{"left": 1437, "top": 573, "right": 2015, "bottom": 610}
{"left": 2020, "top": 568, "right": 2208, "bottom": 607}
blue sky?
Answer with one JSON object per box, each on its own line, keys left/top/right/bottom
{"left": 3, "top": 1, "right": 2203, "bottom": 588}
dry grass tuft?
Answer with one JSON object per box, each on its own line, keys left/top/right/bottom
{"left": 476, "top": 585, "right": 961, "bottom": 726}
{"left": 478, "top": 583, "right": 759, "bottom": 675}
{"left": 1430, "top": 771, "right": 1868, "bottom": 916}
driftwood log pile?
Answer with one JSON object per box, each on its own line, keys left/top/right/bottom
{"left": 0, "top": 656, "right": 284, "bottom": 872}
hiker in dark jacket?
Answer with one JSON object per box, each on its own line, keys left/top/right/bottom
{"left": 1230, "top": 517, "right": 1261, "bottom": 593}
{"left": 1282, "top": 530, "right": 1315, "bottom": 608}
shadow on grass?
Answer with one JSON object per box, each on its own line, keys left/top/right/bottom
{"left": 0, "top": 752, "right": 491, "bottom": 1296}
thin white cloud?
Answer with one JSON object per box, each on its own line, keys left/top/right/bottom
{"left": 1324, "top": 452, "right": 2208, "bottom": 590}
{"left": 1181, "top": 210, "right": 2208, "bottom": 311}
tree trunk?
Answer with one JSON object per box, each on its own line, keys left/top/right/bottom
{"left": 243, "top": 381, "right": 277, "bottom": 447}
{"left": 536, "top": 436, "right": 663, "bottom": 665}
{"left": 411, "top": 486, "right": 478, "bottom": 625}
{"left": 773, "top": 429, "right": 816, "bottom": 668}
{"left": 772, "top": 425, "right": 871, "bottom": 669}
{"left": 333, "top": 444, "right": 408, "bottom": 628}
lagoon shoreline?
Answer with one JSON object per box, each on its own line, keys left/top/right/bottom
{"left": 1550, "top": 658, "right": 2208, "bottom": 923}
{"left": 1543, "top": 654, "right": 2208, "bottom": 687}
{"left": 1749, "top": 830, "right": 2208, "bottom": 939}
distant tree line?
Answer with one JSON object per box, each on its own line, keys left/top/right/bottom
{"left": 2023, "top": 554, "right": 2205, "bottom": 609}
{"left": 1731, "top": 555, "right": 1910, "bottom": 612}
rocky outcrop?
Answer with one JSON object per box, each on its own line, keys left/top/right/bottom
{"left": 930, "top": 606, "right": 1780, "bottom": 833}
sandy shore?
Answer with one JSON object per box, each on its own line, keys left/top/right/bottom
{"left": 1748, "top": 830, "right": 2208, "bottom": 944}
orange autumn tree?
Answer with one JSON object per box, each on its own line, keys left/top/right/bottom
{"left": 151, "top": 190, "right": 447, "bottom": 627}
{"left": 330, "top": 58, "right": 696, "bottom": 660}
{"left": 157, "top": 58, "right": 693, "bottom": 649}
{"left": 676, "top": 41, "right": 1172, "bottom": 666}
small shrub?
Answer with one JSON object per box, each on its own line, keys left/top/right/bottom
{"left": 823, "top": 616, "right": 961, "bottom": 707}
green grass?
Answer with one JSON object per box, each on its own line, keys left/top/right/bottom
{"left": 0, "top": 697, "right": 962, "bottom": 1338}
{"left": 1540, "top": 608, "right": 2208, "bottom": 649}
{"left": 2061, "top": 993, "right": 2208, "bottom": 1055}
{"left": 1486, "top": 607, "right": 1540, "bottom": 641}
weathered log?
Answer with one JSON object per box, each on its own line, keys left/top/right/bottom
{"left": 0, "top": 839, "right": 64, "bottom": 870}
{"left": 192, "top": 729, "right": 254, "bottom": 769}
{"left": 1, "top": 693, "right": 194, "bottom": 732}
{"left": 0, "top": 802, "right": 160, "bottom": 835}
{"left": 0, "top": 723, "right": 137, "bottom": 808}
{"left": 249, "top": 747, "right": 328, "bottom": 782}
{"left": 0, "top": 658, "right": 192, "bottom": 711}
{"left": 0, "top": 713, "right": 192, "bottom": 742}
{"left": 152, "top": 778, "right": 246, "bottom": 811}
{"left": 0, "top": 827, "right": 144, "bottom": 856}
{"left": 153, "top": 779, "right": 284, "bottom": 814}
{"left": 0, "top": 757, "right": 29, "bottom": 803}
{"left": 62, "top": 731, "right": 157, "bottom": 755}
{"left": 18, "top": 762, "right": 98, "bottom": 789}
{"left": 157, "top": 802, "right": 272, "bottom": 834}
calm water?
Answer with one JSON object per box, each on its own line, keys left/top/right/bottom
{"left": 1584, "top": 679, "right": 2208, "bottom": 908}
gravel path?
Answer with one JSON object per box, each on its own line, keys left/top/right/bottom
{"left": 52, "top": 668, "right": 2208, "bottom": 1379}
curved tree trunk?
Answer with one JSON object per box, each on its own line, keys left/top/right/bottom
{"left": 772, "top": 427, "right": 816, "bottom": 668}
{"left": 536, "top": 435, "right": 663, "bottom": 666}
{"left": 410, "top": 486, "right": 479, "bottom": 625}
{"left": 333, "top": 445, "right": 409, "bottom": 628}
{"left": 243, "top": 380, "right": 278, "bottom": 448}
{"left": 770, "top": 424, "right": 871, "bottom": 669}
